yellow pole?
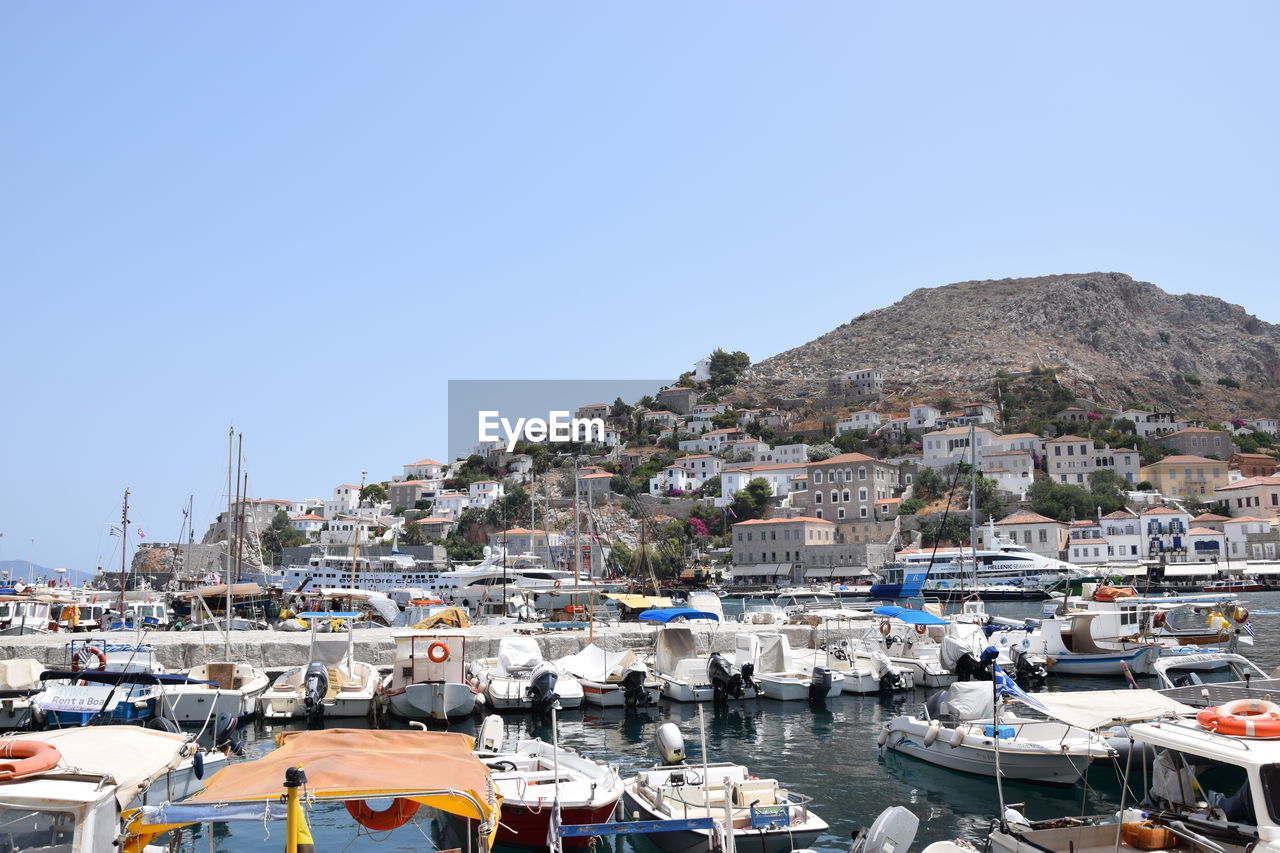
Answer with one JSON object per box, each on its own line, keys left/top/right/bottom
{"left": 285, "top": 783, "right": 299, "bottom": 853}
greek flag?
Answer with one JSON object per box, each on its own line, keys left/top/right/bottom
{"left": 109, "top": 526, "right": 122, "bottom": 538}
{"left": 1243, "top": 620, "right": 1257, "bottom": 640}
{"left": 993, "top": 664, "right": 1046, "bottom": 711}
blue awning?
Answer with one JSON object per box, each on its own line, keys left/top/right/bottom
{"left": 872, "top": 605, "right": 949, "bottom": 626}
{"left": 638, "top": 608, "right": 720, "bottom": 623}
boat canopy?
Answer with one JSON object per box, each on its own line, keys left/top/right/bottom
{"left": 1163, "top": 566, "right": 1220, "bottom": 577}
{"left": 127, "top": 729, "right": 499, "bottom": 847}
{"left": 1030, "top": 689, "right": 1195, "bottom": 730}
{"left": 0, "top": 658, "right": 43, "bottom": 689}
{"left": 173, "top": 583, "right": 264, "bottom": 599}
{"left": 16, "top": 727, "right": 194, "bottom": 806}
{"left": 602, "top": 593, "right": 674, "bottom": 609}
{"left": 872, "top": 605, "right": 949, "bottom": 626}
{"left": 410, "top": 605, "right": 471, "bottom": 629}
{"left": 638, "top": 608, "right": 720, "bottom": 623}
{"left": 40, "top": 670, "right": 216, "bottom": 686}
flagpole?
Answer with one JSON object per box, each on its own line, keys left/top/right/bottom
{"left": 118, "top": 489, "right": 130, "bottom": 619}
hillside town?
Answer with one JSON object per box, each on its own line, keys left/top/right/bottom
{"left": 114, "top": 352, "right": 1280, "bottom": 595}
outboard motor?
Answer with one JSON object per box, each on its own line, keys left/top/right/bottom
{"left": 214, "top": 712, "right": 245, "bottom": 756}
{"left": 739, "top": 661, "right": 756, "bottom": 694}
{"left": 477, "top": 714, "right": 505, "bottom": 753}
{"left": 655, "top": 723, "right": 685, "bottom": 765}
{"left": 303, "top": 662, "right": 329, "bottom": 726}
{"left": 526, "top": 662, "right": 560, "bottom": 718}
{"left": 809, "top": 666, "right": 834, "bottom": 703}
{"left": 954, "top": 647, "right": 998, "bottom": 682}
{"left": 620, "top": 666, "right": 651, "bottom": 707}
{"left": 1010, "top": 646, "right": 1047, "bottom": 687}
{"left": 707, "top": 653, "right": 743, "bottom": 702}
{"left": 923, "top": 689, "right": 947, "bottom": 720}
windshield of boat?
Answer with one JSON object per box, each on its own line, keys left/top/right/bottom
{"left": 0, "top": 805, "right": 77, "bottom": 851}
{"left": 1260, "top": 765, "right": 1280, "bottom": 824}
{"left": 1148, "top": 748, "right": 1256, "bottom": 826}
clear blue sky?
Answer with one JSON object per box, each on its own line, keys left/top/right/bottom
{"left": 3, "top": 2, "right": 1276, "bottom": 572}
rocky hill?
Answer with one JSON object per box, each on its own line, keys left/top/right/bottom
{"left": 738, "top": 272, "right": 1280, "bottom": 417}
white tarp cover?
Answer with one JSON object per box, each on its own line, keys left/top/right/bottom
{"left": 559, "top": 644, "right": 634, "bottom": 682}
{"left": 1117, "top": 565, "right": 1149, "bottom": 576}
{"left": 939, "top": 634, "right": 984, "bottom": 671}
{"left": 756, "top": 634, "right": 788, "bottom": 674}
{"left": 942, "top": 682, "right": 994, "bottom": 721}
{"left": 654, "top": 627, "right": 699, "bottom": 677}
{"left": 497, "top": 637, "right": 544, "bottom": 675}
{"left": 686, "top": 592, "right": 725, "bottom": 619}
{"left": 0, "top": 658, "right": 43, "bottom": 689}
{"left": 1030, "top": 689, "right": 1196, "bottom": 730}
{"left": 21, "top": 727, "right": 190, "bottom": 806}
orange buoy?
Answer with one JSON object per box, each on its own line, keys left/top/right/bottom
{"left": 426, "top": 642, "right": 450, "bottom": 663}
{"left": 345, "top": 797, "right": 420, "bottom": 831}
{"left": 71, "top": 645, "right": 107, "bottom": 673}
{"left": 0, "top": 740, "right": 61, "bottom": 781}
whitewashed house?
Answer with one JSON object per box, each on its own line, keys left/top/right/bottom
{"left": 403, "top": 458, "right": 446, "bottom": 481}
{"left": 908, "top": 404, "right": 943, "bottom": 432}
{"left": 289, "top": 513, "right": 326, "bottom": 541}
{"left": 324, "top": 484, "right": 362, "bottom": 520}
{"left": 469, "top": 480, "right": 505, "bottom": 509}
{"left": 836, "top": 410, "right": 881, "bottom": 435}
{"left": 431, "top": 491, "right": 470, "bottom": 519}
{"left": 921, "top": 426, "right": 997, "bottom": 469}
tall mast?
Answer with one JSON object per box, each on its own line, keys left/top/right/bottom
{"left": 118, "top": 489, "right": 130, "bottom": 615}
{"left": 351, "top": 472, "right": 366, "bottom": 592}
{"left": 573, "top": 457, "right": 581, "bottom": 592}
{"left": 228, "top": 433, "right": 243, "bottom": 652}
{"left": 969, "top": 423, "right": 980, "bottom": 591}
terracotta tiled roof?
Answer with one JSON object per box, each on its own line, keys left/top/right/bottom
{"left": 1216, "top": 476, "right": 1280, "bottom": 491}
{"left": 1047, "top": 435, "right": 1090, "bottom": 443}
{"left": 1192, "top": 513, "right": 1231, "bottom": 522}
{"left": 995, "top": 511, "right": 1062, "bottom": 526}
{"left": 1144, "top": 507, "right": 1185, "bottom": 515}
{"left": 407, "top": 458, "right": 442, "bottom": 467}
{"left": 1146, "top": 455, "right": 1222, "bottom": 465}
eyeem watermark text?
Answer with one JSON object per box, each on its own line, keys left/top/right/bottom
{"left": 478, "top": 411, "right": 605, "bottom": 452}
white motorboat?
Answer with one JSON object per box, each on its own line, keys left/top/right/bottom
{"left": 646, "top": 608, "right": 758, "bottom": 703}
{"left": 1028, "top": 612, "right": 1159, "bottom": 676}
{"left": 0, "top": 726, "right": 225, "bottom": 852}
{"left": 0, "top": 659, "right": 46, "bottom": 729}
{"left": 621, "top": 722, "right": 829, "bottom": 853}
{"left": 881, "top": 681, "right": 1116, "bottom": 785}
{"left": 1154, "top": 651, "right": 1269, "bottom": 690}
{"left": 258, "top": 613, "right": 379, "bottom": 721}
{"left": 735, "top": 633, "right": 843, "bottom": 701}
{"left": 164, "top": 661, "right": 270, "bottom": 723}
{"left": 471, "top": 716, "right": 624, "bottom": 848}
{"left": 796, "top": 645, "right": 915, "bottom": 694}
{"left": 986, "top": 694, "right": 1277, "bottom": 853}
{"left": 558, "top": 643, "right": 660, "bottom": 708}
{"left": 381, "top": 630, "right": 478, "bottom": 721}
{"left": 467, "top": 636, "right": 583, "bottom": 713}
{"left": 856, "top": 607, "right": 957, "bottom": 688}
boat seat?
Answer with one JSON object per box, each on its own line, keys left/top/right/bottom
{"left": 667, "top": 785, "right": 727, "bottom": 808}
{"left": 732, "top": 780, "right": 779, "bottom": 807}
{"left": 326, "top": 668, "right": 349, "bottom": 697}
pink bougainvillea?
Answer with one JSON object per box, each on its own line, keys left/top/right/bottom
{"left": 688, "top": 517, "right": 709, "bottom": 538}
{"left": 1086, "top": 411, "right": 1101, "bottom": 420}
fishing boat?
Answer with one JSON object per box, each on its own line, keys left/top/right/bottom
{"left": 380, "top": 630, "right": 478, "bottom": 721}
{"left": 558, "top": 643, "right": 661, "bottom": 707}
{"left": 471, "top": 716, "right": 624, "bottom": 848}
{"left": 1027, "top": 612, "right": 1159, "bottom": 676}
{"left": 620, "top": 722, "right": 829, "bottom": 853}
{"left": 467, "top": 636, "right": 584, "bottom": 713}
{"left": 880, "top": 681, "right": 1116, "bottom": 785}
{"left": 258, "top": 613, "right": 379, "bottom": 722}
{"left": 164, "top": 661, "right": 270, "bottom": 723}
{"left": 734, "top": 633, "right": 843, "bottom": 701}
{"left": 0, "top": 726, "right": 225, "bottom": 853}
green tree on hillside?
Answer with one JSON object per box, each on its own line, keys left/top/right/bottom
{"left": 260, "top": 510, "right": 308, "bottom": 565}
{"left": 708, "top": 349, "right": 751, "bottom": 388}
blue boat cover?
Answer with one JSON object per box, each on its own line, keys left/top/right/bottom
{"left": 40, "top": 670, "right": 218, "bottom": 686}
{"left": 872, "top": 605, "right": 949, "bottom": 626}
{"left": 638, "top": 608, "right": 720, "bottom": 623}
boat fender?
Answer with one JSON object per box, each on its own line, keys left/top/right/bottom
{"left": 923, "top": 723, "right": 940, "bottom": 747}
{"left": 877, "top": 727, "right": 889, "bottom": 747}
{"left": 1020, "top": 638, "right": 1030, "bottom": 650}
{"left": 0, "top": 740, "right": 61, "bottom": 781}
{"left": 945, "top": 728, "right": 966, "bottom": 747}
{"left": 192, "top": 750, "right": 205, "bottom": 780}
{"left": 345, "top": 797, "right": 421, "bottom": 831}
{"left": 427, "top": 642, "right": 451, "bottom": 663}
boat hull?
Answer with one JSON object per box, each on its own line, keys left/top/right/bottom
{"left": 620, "top": 789, "right": 822, "bottom": 853}
{"left": 882, "top": 726, "right": 1095, "bottom": 785}
{"left": 756, "top": 673, "right": 844, "bottom": 701}
{"left": 579, "top": 680, "right": 661, "bottom": 708}
{"left": 1044, "top": 645, "right": 1156, "bottom": 676}
{"left": 166, "top": 685, "right": 267, "bottom": 723}
{"left": 387, "top": 682, "right": 477, "bottom": 721}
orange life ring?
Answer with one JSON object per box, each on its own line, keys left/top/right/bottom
{"left": 1197, "top": 699, "right": 1280, "bottom": 737}
{"left": 565, "top": 605, "right": 586, "bottom": 615}
{"left": 553, "top": 579, "right": 562, "bottom": 589}
{"left": 1233, "top": 606, "right": 1250, "bottom": 624}
{"left": 71, "top": 645, "right": 107, "bottom": 673}
{"left": 426, "top": 642, "right": 450, "bottom": 664}
{"left": 0, "top": 740, "right": 61, "bottom": 781}
{"left": 914, "top": 624, "right": 927, "bottom": 636}
{"left": 879, "top": 620, "right": 892, "bottom": 636}
{"left": 345, "top": 797, "right": 420, "bottom": 831}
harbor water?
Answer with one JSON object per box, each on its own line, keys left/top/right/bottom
{"left": 168, "top": 594, "right": 1280, "bottom": 853}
